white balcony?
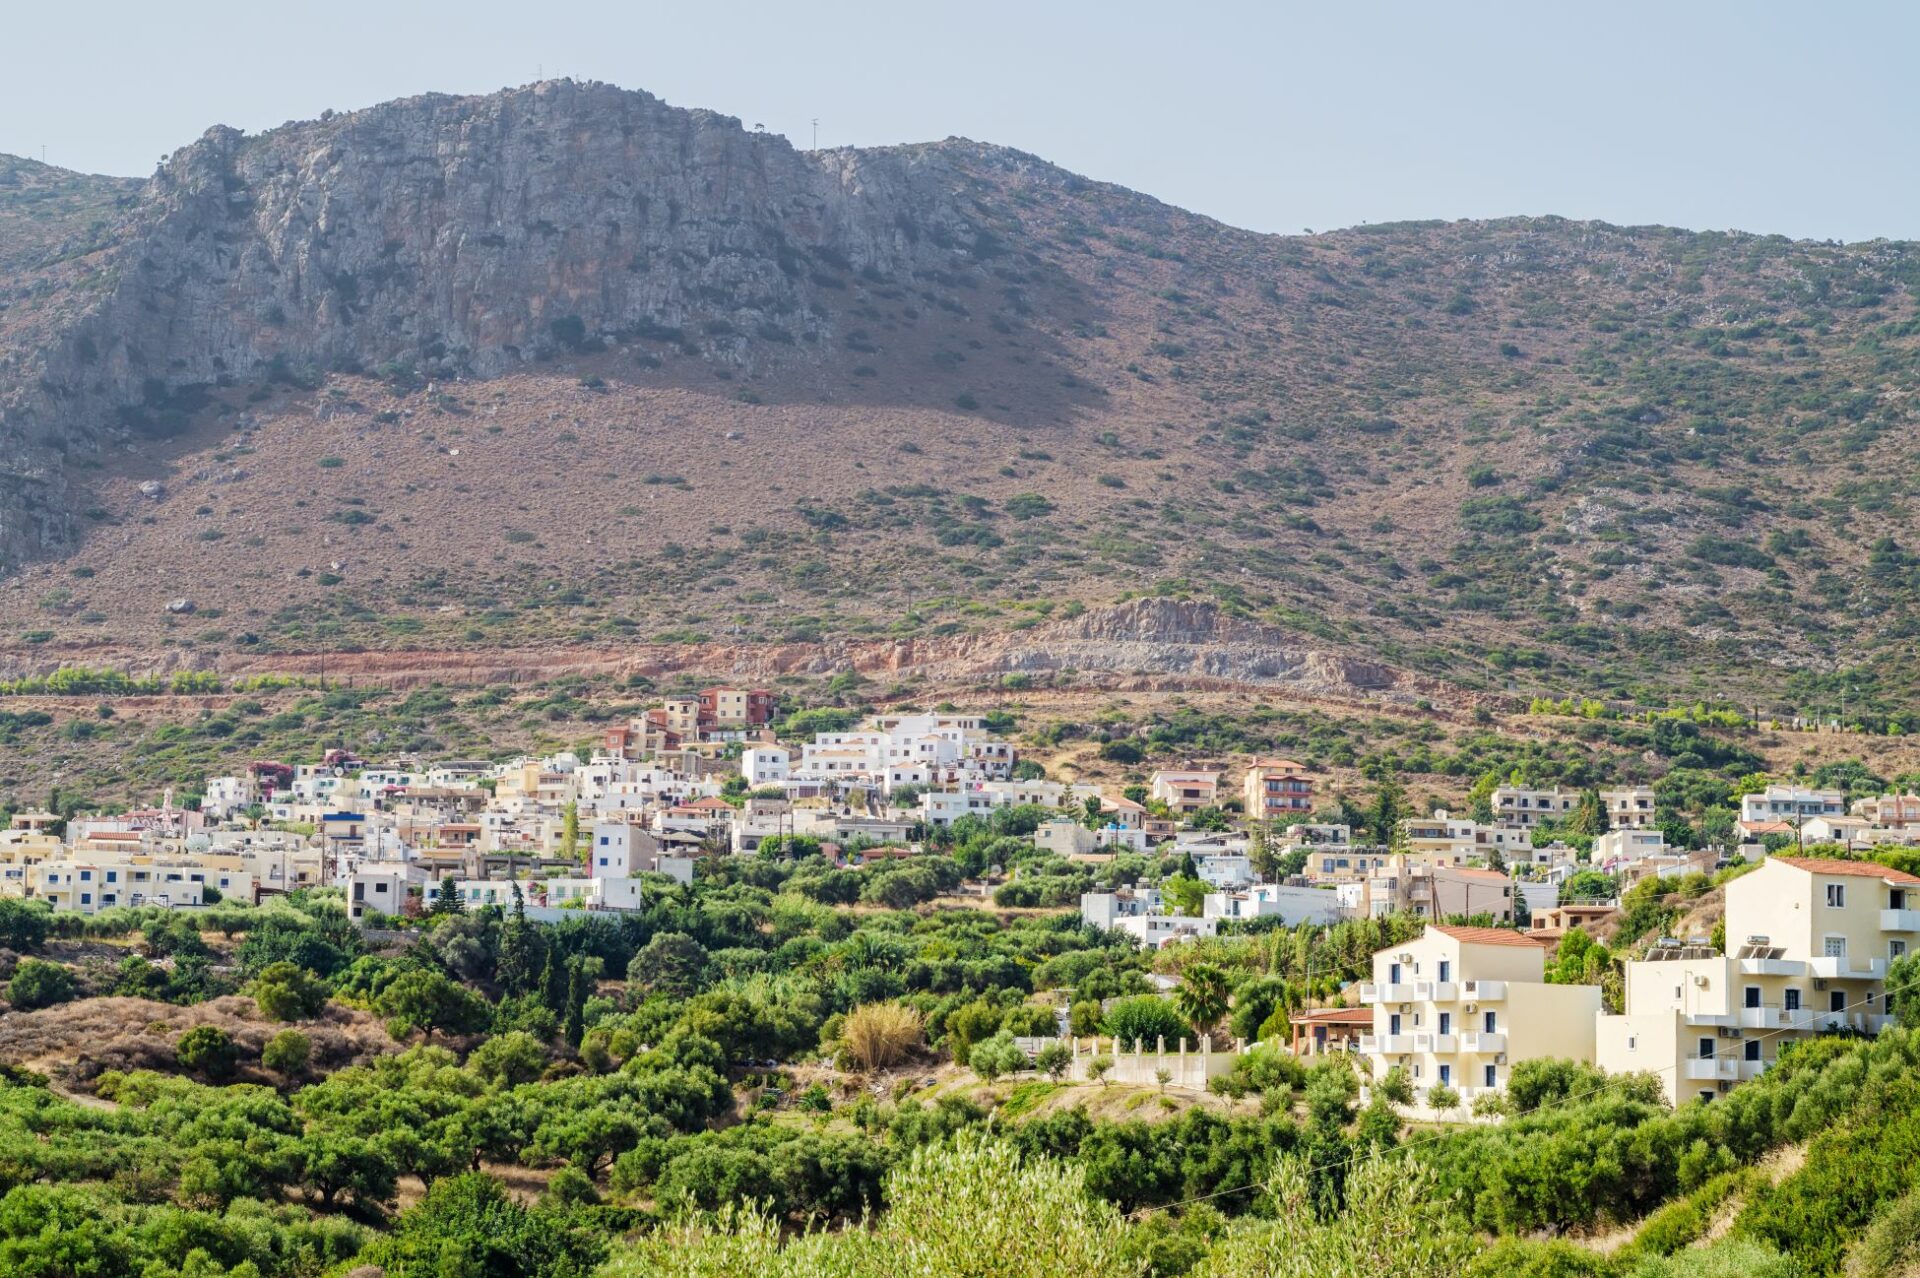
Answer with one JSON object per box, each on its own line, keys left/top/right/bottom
{"left": 1807, "top": 955, "right": 1886, "bottom": 980}
{"left": 1881, "top": 908, "right": 1920, "bottom": 932}
{"left": 1362, "top": 983, "right": 1416, "bottom": 1004}
{"left": 1459, "top": 1031, "right": 1507, "bottom": 1054}
{"left": 1683, "top": 1058, "right": 1740, "bottom": 1081}
{"left": 1411, "top": 1032, "right": 1459, "bottom": 1054}
{"left": 1461, "top": 979, "right": 1507, "bottom": 1002}
{"left": 1737, "top": 957, "right": 1805, "bottom": 977}
{"left": 1683, "top": 1011, "right": 1736, "bottom": 1029}
{"left": 1738, "top": 1059, "right": 1769, "bottom": 1081}
{"left": 1414, "top": 981, "right": 1459, "bottom": 1003}
{"left": 1738, "top": 1006, "right": 1783, "bottom": 1031}
{"left": 1359, "top": 1033, "right": 1417, "bottom": 1055}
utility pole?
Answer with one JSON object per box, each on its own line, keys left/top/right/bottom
{"left": 811, "top": 118, "right": 819, "bottom": 151}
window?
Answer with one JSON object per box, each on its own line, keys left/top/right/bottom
{"left": 1438, "top": 1064, "right": 1451, "bottom": 1086}
{"left": 80, "top": 893, "right": 91, "bottom": 905}
{"left": 1627, "top": 1035, "right": 1638, "bottom": 1051}
{"left": 1824, "top": 936, "right": 1848, "bottom": 959}
{"left": 1437, "top": 960, "right": 1452, "bottom": 983}
{"left": 1484, "top": 1011, "right": 1497, "bottom": 1033}
{"left": 1827, "top": 883, "right": 1846, "bottom": 908}
{"left": 1438, "top": 1013, "right": 1451, "bottom": 1035}
{"left": 1895, "top": 940, "right": 1909, "bottom": 960}
{"left": 1785, "top": 988, "right": 1801, "bottom": 1012}
{"left": 1698, "top": 1038, "right": 1715, "bottom": 1060}
{"left": 1744, "top": 986, "right": 1761, "bottom": 1008}
{"left": 1831, "top": 990, "right": 1846, "bottom": 1014}
{"left": 1389, "top": 1014, "right": 1401, "bottom": 1036}
{"left": 1745, "top": 1040, "right": 1761, "bottom": 1062}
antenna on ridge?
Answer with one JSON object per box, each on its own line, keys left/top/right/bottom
{"left": 812, "top": 118, "right": 819, "bottom": 151}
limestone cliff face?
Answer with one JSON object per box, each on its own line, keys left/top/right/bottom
{"left": 0, "top": 79, "right": 1061, "bottom": 567}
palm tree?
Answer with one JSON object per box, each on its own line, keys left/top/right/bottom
{"left": 1174, "top": 963, "right": 1232, "bottom": 1038}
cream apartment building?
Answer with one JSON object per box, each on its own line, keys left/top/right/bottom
{"left": 1360, "top": 924, "right": 1600, "bottom": 1105}
{"left": 1596, "top": 857, "right": 1913, "bottom": 1105}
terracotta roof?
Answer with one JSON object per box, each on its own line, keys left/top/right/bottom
{"left": 1449, "top": 867, "right": 1512, "bottom": 882}
{"left": 1740, "top": 820, "right": 1794, "bottom": 834}
{"left": 1772, "top": 856, "right": 1920, "bottom": 885}
{"left": 1250, "top": 758, "right": 1309, "bottom": 771}
{"left": 1431, "top": 924, "right": 1544, "bottom": 948}
{"left": 1290, "top": 1006, "right": 1374, "bottom": 1024}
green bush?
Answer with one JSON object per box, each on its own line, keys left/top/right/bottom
{"left": 8, "top": 958, "right": 75, "bottom": 1010}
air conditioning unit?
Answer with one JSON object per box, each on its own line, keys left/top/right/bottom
{"left": 1693, "top": 975, "right": 1709, "bottom": 988}
{"left": 1464, "top": 1004, "right": 1477, "bottom": 1015}
{"left": 1815, "top": 979, "right": 1829, "bottom": 991}
{"left": 1494, "top": 1053, "right": 1507, "bottom": 1065}
{"left": 1719, "top": 1027, "right": 1743, "bottom": 1039}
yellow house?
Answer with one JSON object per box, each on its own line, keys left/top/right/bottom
{"left": 1360, "top": 924, "right": 1600, "bottom": 1106}
{"left": 1596, "top": 856, "right": 1912, "bottom": 1106}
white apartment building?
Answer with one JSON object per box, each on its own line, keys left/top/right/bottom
{"left": 1600, "top": 786, "right": 1657, "bottom": 829}
{"left": 1596, "top": 856, "right": 1914, "bottom": 1105}
{"left": 1592, "top": 827, "right": 1667, "bottom": 869}
{"left": 796, "top": 714, "right": 1015, "bottom": 794}
{"left": 1401, "top": 811, "right": 1534, "bottom": 863}
{"left": 1203, "top": 882, "right": 1344, "bottom": 926}
{"left": 740, "top": 746, "right": 792, "bottom": 789}
{"left": 1081, "top": 890, "right": 1219, "bottom": 947}
{"left": 1360, "top": 924, "right": 1600, "bottom": 1105}
{"left": 1739, "top": 785, "right": 1846, "bottom": 824}
{"left": 1491, "top": 785, "right": 1579, "bottom": 829}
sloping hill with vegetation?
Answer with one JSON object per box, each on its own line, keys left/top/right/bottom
{"left": 2, "top": 82, "right": 1920, "bottom": 712}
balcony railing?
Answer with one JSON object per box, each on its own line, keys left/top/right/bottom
{"left": 1737, "top": 956, "right": 1804, "bottom": 977}
{"left": 1807, "top": 955, "right": 1887, "bottom": 980}
{"left": 1459, "top": 1031, "right": 1507, "bottom": 1054}
{"left": 1361, "top": 983, "right": 1416, "bottom": 1004}
{"left": 1683, "top": 1058, "right": 1740, "bottom": 1081}
{"left": 1881, "top": 908, "right": 1920, "bottom": 932}
{"left": 1411, "top": 1032, "right": 1458, "bottom": 1054}
{"left": 1461, "top": 979, "right": 1506, "bottom": 1002}
{"left": 1359, "top": 1033, "right": 1417, "bottom": 1055}
{"left": 1413, "top": 981, "right": 1459, "bottom": 1002}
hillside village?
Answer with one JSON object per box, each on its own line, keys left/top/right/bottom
{"left": 9, "top": 683, "right": 1920, "bottom": 1124}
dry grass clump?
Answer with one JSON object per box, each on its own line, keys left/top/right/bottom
{"left": 841, "top": 1002, "right": 925, "bottom": 1072}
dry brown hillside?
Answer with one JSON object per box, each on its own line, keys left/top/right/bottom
{"left": 3, "top": 81, "right": 1920, "bottom": 715}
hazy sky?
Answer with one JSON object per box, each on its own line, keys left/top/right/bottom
{"left": 5, "top": 1, "right": 1914, "bottom": 242}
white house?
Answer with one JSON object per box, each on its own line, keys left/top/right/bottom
{"left": 741, "top": 746, "right": 792, "bottom": 789}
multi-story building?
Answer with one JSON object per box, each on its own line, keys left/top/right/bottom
{"left": 1600, "top": 786, "right": 1657, "bottom": 829}
{"left": 1354, "top": 856, "right": 1517, "bottom": 923}
{"left": 1203, "top": 882, "right": 1344, "bottom": 926}
{"left": 795, "top": 714, "right": 1014, "bottom": 794}
{"left": 1853, "top": 794, "right": 1920, "bottom": 828}
{"left": 1081, "top": 890, "right": 1219, "bottom": 947}
{"left": 1400, "top": 811, "right": 1534, "bottom": 864}
{"left": 698, "top": 686, "right": 775, "bottom": 730}
{"left": 1491, "top": 785, "right": 1579, "bottom": 829}
{"left": 1300, "top": 847, "right": 1393, "bottom": 883}
{"left": 1243, "top": 759, "right": 1315, "bottom": 822}
{"left": 1359, "top": 924, "right": 1600, "bottom": 1105}
{"left": 1592, "top": 827, "right": 1667, "bottom": 869}
{"left": 1739, "top": 785, "right": 1846, "bottom": 825}
{"left": 1149, "top": 769, "right": 1222, "bottom": 815}
{"left": 1596, "top": 856, "right": 1914, "bottom": 1105}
